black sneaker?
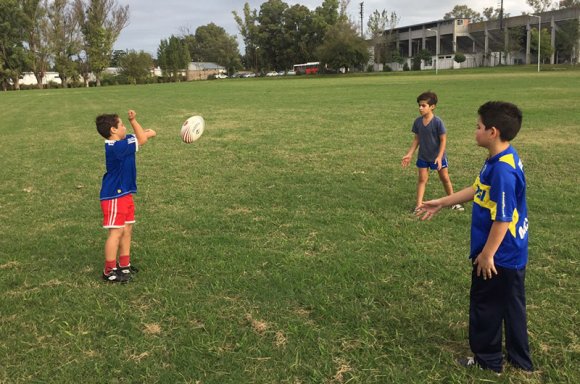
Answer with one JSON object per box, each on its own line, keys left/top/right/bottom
{"left": 117, "top": 263, "right": 139, "bottom": 277}
{"left": 102, "top": 268, "right": 130, "bottom": 283}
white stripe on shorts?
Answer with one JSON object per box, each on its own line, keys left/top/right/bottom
{"left": 108, "top": 199, "right": 117, "bottom": 227}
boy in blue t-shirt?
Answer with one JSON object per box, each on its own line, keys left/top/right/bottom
{"left": 416, "top": 101, "right": 533, "bottom": 373}
{"left": 402, "top": 91, "right": 463, "bottom": 212}
{"left": 96, "top": 110, "right": 156, "bottom": 283}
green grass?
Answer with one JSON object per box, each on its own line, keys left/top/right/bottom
{"left": 0, "top": 65, "right": 579, "bottom": 383}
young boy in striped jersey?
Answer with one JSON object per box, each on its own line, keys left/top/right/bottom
{"left": 96, "top": 110, "right": 156, "bottom": 283}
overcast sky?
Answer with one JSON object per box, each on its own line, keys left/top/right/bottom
{"left": 113, "top": 0, "right": 534, "bottom": 55}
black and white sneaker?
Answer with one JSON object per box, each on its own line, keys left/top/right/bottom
{"left": 102, "top": 268, "right": 130, "bottom": 283}
{"left": 457, "top": 356, "right": 501, "bottom": 375}
{"left": 117, "top": 263, "right": 139, "bottom": 277}
{"left": 457, "top": 356, "right": 479, "bottom": 368}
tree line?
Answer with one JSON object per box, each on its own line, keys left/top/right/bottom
{"left": 155, "top": 0, "right": 372, "bottom": 78}
{"left": 139, "top": 0, "right": 580, "bottom": 79}
{"left": 0, "top": 0, "right": 129, "bottom": 90}
{"left": 2, "top": 0, "right": 579, "bottom": 90}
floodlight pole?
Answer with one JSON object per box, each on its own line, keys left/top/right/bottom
{"left": 529, "top": 15, "right": 541, "bottom": 72}
{"left": 427, "top": 29, "right": 438, "bottom": 75}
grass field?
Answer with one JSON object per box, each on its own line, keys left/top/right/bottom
{"left": 0, "top": 66, "right": 578, "bottom": 383}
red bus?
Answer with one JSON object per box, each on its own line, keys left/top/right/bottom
{"left": 293, "top": 62, "right": 320, "bottom": 75}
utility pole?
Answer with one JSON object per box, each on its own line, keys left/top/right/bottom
{"left": 499, "top": 0, "right": 504, "bottom": 65}
{"left": 360, "top": 2, "right": 364, "bottom": 37}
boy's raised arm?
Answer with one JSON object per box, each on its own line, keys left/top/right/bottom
{"left": 128, "top": 110, "right": 156, "bottom": 146}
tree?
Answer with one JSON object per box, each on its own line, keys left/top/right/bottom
{"left": 157, "top": 35, "right": 190, "bottom": 81}
{"left": 0, "top": 0, "right": 29, "bottom": 90}
{"left": 412, "top": 49, "right": 432, "bottom": 70}
{"left": 367, "top": 9, "right": 399, "bottom": 64}
{"left": 555, "top": 19, "right": 579, "bottom": 63}
{"left": 47, "top": 0, "right": 82, "bottom": 87}
{"left": 558, "top": 0, "right": 580, "bottom": 8}
{"left": 119, "top": 50, "right": 152, "bottom": 84}
{"left": 260, "top": 0, "right": 292, "bottom": 71}
{"left": 526, "top": 0, "right": 555, "bottom": 13}
{"left": 531, "top": 27, "right": 555, "bottom": 63}
{"left": 284, "top": 4, "right": 316, "bottom": 66}
{"left": 316, "top": 19, "right": 369, "bottom": 72}
{"left": 443, "top": 5, "right": 482, "bottom": 22}
{"left": 110, "top": 49, "right": 125, "bottom": 66}
{"left": 483, "top": 7, "right": 510, "bottom": 21}
{"left": 504, "top": 27, "right": 526, "bottom": 62}
{"left": 21, "top": 0, "right": 52, "bottom": 89}
{"left": 188, "top": 23, "right": 241, "bottom": 74}
{"left": 257, "top": 0, "right": 293, "bottom": 71}
{"left": 75, "top": 0, "right": 129, "bottom": 86}
{"left": 233, "top": 2, "right": 259, "bottom": 70}
{"left": 310, "top": 0, "right": 340, "bottom": 49}
{"left": 314, "top": 0, "right": 340, "bottom": 29}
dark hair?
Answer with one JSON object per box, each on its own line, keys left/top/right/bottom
{"left": 96, "top": 114, "right": 119, "bottom": 139}
{"left": 478, "top": 101, "right": 522, "bottom": 141}
{"left": 417, "top": 91, "right": 438, "bottom": 105}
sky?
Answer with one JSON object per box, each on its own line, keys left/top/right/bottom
{"left": 113, "top": 0, "right": 535, "bottom": 55}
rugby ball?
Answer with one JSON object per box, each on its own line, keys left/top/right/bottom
{"left": 180, "top": 115, "right": 205, "bottom": 143}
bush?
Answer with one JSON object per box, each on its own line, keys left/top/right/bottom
{"left": 367, "top": 64, "right": 374, "bottom": 72}
{"left": 403, "top": 62, "right": 410, "bottom": 71}
{"left": 383, "top": 65, "right": 392, "bottom": 72}
{"left": 454, "top": 52, "right": 466, "bottom": 63}
{"left": 390, "top": 51, "right": 405, "bottom": 65}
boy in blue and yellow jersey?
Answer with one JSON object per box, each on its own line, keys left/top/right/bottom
{"left": 416, "top": 101, "right": 533, "bottom": 374}
{"left": 96, "top": 110, "right": 156, "bottom": 283}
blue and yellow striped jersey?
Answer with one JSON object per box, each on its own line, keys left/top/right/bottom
{"left": 471, "top": 145, "right": 529, "bottom": 269}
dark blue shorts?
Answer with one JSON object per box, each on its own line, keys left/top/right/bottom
{"left": 416, "top": 157, "right": 448, "bottom": 170}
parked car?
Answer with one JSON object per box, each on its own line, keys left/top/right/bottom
{"left": 215, "top": 73, "right": 228, "bottom": 79}
{"left": 286, "top": 70, "right": 296, "bottom": 76}
{"left": 265, "top": 71, "right": 278, "bottom": 77}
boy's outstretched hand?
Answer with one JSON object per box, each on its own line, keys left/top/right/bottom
{"left": 401, "top": 154, "right": 412, "bottom": 167}
{"left": 128, "top": 110, "right": 137, "bottom": 121}
{"left": 415, "top": 199, "right": 443, "bottom": 220}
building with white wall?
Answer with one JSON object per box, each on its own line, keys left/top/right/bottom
{"left": 382, "top": 7, "right": 580, "bottom": 71}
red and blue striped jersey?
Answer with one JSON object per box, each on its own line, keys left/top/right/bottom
{"left": 100, "top": 134, "right": 138, "bottom": 200}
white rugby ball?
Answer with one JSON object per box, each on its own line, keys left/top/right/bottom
{"left": 180, "top": 115, "right": 205, "bottom": 143}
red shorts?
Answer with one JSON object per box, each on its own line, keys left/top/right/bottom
{"left": 101, "top": 194, "right": 135, "bottom": 228}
